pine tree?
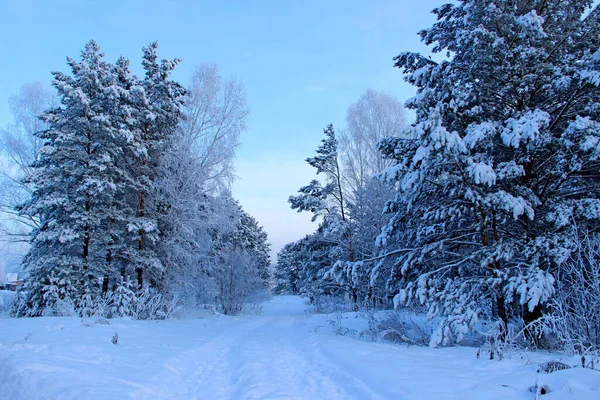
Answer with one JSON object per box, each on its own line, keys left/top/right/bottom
{"left": 290, "top": 124, "right": 348, "bottom": 222}
{"left": 379, "top": 0, "right": 600, "bottom": 345}
{"left": 100, "top": 55, "right": 144, "bottom": 292}
{"left": 273, "top": 242, "right": 302, "bottom": 294}
{"left": 125, "top": 42, "right": 186, "bottom": 291}
{"left": 289, "top": 124, "right": 361, "bottom": 305}
{"left": 325, "top": 178, "right": 396, "bottom": 308}
{"left": 18, "top": 41, "right": 129, "bottom": 314}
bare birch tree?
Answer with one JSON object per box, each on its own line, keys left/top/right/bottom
{"left": 339, "top": 89, "right": 407, "bottom": 194}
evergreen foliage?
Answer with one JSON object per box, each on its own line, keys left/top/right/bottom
{"left": 12, "top": 41, "right": 265, "bottom": 318}
{"left": 279, "top": 1, "right": 600, "bottom": 349}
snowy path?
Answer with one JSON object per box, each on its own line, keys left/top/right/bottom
{"left": 1, "top": 296, "right": 599, "bottom": 399}
{"left": 133, "top": 298, "right": 389, "bottom": 399}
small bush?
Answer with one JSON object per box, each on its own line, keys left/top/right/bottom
{"left": 370, "top": 311, "right": 432, "bottom": 346}
{"left": 537, "top": 361, "right": 571, "bottom": 374}
{"left": 523, "top": 233, "right": 600, "bottom": 367}
{"left": 327, "top": 312, "right": 359, "bottom": 337}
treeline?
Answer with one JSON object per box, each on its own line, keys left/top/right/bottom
{"left": 2, "top": 41, "right": 270, "bottom": 317}
{"left": 275, "top": 0, "right": 600, "bottom": 352}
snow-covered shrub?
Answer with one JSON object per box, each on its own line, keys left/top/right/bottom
{"left": 92, "top": 293, "right": 113, "bottom": 319}
{"left": 0, "top": 290, "right": 16, "bottom": 317}
{"left": 537, "top": 361, "right": 571, "bottom": 374}
{"left": 97, "top": 279, "right": 177, "bottom": 320}
{"left": 328, "top": 312, "right": 359, "bottom": 337}
{"left": 110, "top": 277, "right": 137, "bottom": 318}
{"left": 373, "top": 311, "right": 432, "bottom": 346}
{"left": 133, "top": 287, "right": 178, "bottom": 320}
{"left": 78, "top": 292, "right": 97, "bottom": 318}
{"left": 529, "top": 233, "right": 600, "bottom": 366}
{"left": 45, "top": 298, "right": 76, "bottom": 317}
{"left": 242, "top": 289, "right": 270, "bottom": 315}
{"left": 477, "top": 322, "right": 526, "bottom": 361}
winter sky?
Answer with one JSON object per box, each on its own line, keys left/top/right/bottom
{"left": 0, "top": 0, "right": 444, "bottom": 261}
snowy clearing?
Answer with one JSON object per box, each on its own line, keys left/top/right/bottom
{"left": 1, "top": 296, "right": 599, "bottom": 399}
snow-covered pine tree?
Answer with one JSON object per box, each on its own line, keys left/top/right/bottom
{"left": 17, "top": 41, "right": 129, "bottom": 314}
{"left": 378, "top": 0, "right": 600, "bottom": 345}
{"left": 110, "top": 276, "right": 137, "bottom": 318}
{"left": 100, "top": 55, "right": 147, "bottom": 294}
{"left": 275, "top": 233, "right": 339, "bottom": 301}
{"left": 325, "top": 178, "right": 396, "bottom": 308}
{"left": 213, "top": 198, "right": 271, "bottom": 287}
{"left": 289, "top": 124, "right": 361, "bottom": 304}
{"left": 290, "top": 124, "right": 348, "bottom": 223}
{"left": 230, "top": 205, "right": 271, "bottom": 284}
{"left": 125, "top": 42, "right": 186, "bottom": 292}
{"left": 273, "top": 242, "right": 302, "bottom": 294}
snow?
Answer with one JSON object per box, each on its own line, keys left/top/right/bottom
{"left": 467, "top": 161, "right": 496, "bottom": 186}
{"left": 463, "top": 121, "right": 496, "bottom": 149}
{"left": 501, "top": 110, "right": 551, "bottom": 149}
{"left": 1, "top": 295, "right": 599, "bottom": 399}
{"left": 0, "top": 290, "right": 15, "bottom": 316}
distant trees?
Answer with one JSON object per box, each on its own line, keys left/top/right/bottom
{"left": 280, "top": 91, "right": 408, "bottom": 306}
{"left": 214, "top": 248, "right": 264, "bottom": 315}
{"left": 8, "top": 40, "right": 268, "bottom": 318}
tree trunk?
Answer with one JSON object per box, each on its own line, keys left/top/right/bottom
{"left": 137, "top": 267, "right": 143, "bottom": 291}
{"left": 82, "top": 192, "right": 91, "bottom": 288}
{"left": 351, "top": 286, "right": 358, "bottom": 311}
{"left": 102, "top": 276, "right": 109, "bottom": 295}
{"left": 496, "top": 292, "right": 508, "bottom": 342}
{"left": 137, "top": 191, "right": 145, "bottom": 291}
{"left": 103, "top": 247, "right": 112, "bottom": 295}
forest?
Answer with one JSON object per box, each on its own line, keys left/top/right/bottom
{"left": 0, "top": 0, "right": 599, "bottom": 373}
{"left": 1, "top": 42, "right": 270, "bottom": 318}
{"left": 274, "top": 0, "right": 600, "bottom": 357}
{"left": 2, "top": 1, "right": 600, "bottom": 399}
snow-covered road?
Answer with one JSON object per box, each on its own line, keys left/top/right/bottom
{"left": 1, "top": 296, "right": 598, "bottom": 399}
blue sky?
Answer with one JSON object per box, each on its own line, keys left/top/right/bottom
{"left": 0, "top": 0, "right": 443, "bottom": 261}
